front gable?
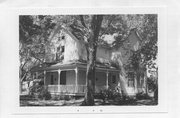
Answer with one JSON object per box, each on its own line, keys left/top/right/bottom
{"left": 46, "top": 26, "right": 142, "bottom": 66}
{"left": 123, "top": 29, "right": 141, "bottom": 51}
{"left": 63, "top": 31, "right": 81, "bottom": 62}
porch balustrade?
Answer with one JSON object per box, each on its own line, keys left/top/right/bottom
{"left": 47, "top": 85, "right": 106, "bottom": 94}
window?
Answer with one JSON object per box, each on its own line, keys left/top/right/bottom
{"left": 127, "top": 72, "right": 135, "bottom": 87}
{"left": 50, "top": 75, "right": 54, "bottom": 85}
{"left": 61, "top": 46, "right": 65, "bottom": 53}
{"left": 112, "top": 75, "right": 116, "bottom": 84}
{"left": 61, "top": 35, "right": 65, "bottom": 39}
{"left": 128, "top": 79, "right": 134, "bottom": 87}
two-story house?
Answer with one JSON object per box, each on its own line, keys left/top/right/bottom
{"left": 31, "top": 27, "right": 146, "bottom": 96}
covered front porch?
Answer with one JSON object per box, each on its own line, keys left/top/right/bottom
{"left": 41, "top": 62, "right": 120, "bottom": 96}
{"left": 46, "top": 85, "right": 107, "bottom": 96}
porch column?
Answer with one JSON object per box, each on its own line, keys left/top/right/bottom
{"left": 106, "top": 71, "right": 109, "bottom": 89}
{"left": 44, "top": 71, "right": 46, "bottom": 86}
{"left": 144, "top": 71, "right": 148, "bottom": 94}
{"left": 75, "top": 68, "right": 78, "bottom": 93}
{"left": 58, "top": 69, "right": 61, "bottom": 93}
{"left": 134, "top": 76, "right": 137, "bottom": 93}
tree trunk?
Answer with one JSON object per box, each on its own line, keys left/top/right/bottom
{"left": 114, "top": 55, "right": 129, "bottom": 98}
{"left": 83, "top": 15, "right": 103, "bottom": 106}
{"left": 118, "top": 65, "right": 129, "bottom": 98}
{"left": 119, "top": 73, "right": 129, "bottom": 97}
{"left": 84, "top": 49, "right": 96, "bottom": 105}
{"left": 144, "top": 70, "right": 149, "bottom": 95}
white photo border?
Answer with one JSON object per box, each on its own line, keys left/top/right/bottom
{"left": 1, "top": 7, "right": 167, "bottom": 115}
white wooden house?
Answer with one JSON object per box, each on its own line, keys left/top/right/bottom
{"left": 31, "top": 27, "right": 146, "bottom": 96}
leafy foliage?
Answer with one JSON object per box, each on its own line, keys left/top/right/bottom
{"left": 29, "top": 84, "right": 51, "bottom": 100}
{"left": 98, "top": 88, "right": 122, "bottom": 102}
{"left": 38, "top": 88, "right": 51, "bottom": 100}
{"left": 136, "top": 92, "right": 150, "bottom": 100}
{"left": 126, "top": 14, "right": 158, "bottom": 73}
{"left": 19, "top": 15, "right": 57, "bottom": 82}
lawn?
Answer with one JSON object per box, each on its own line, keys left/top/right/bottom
{"left": 20, "top": 95, "right": 157, "bottom": 106}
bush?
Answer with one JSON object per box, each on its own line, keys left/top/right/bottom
{"left": 29, "top": 85, "right": 51, "bottom": 100}
{"left": 118, "top": 96, "right": 137, "bottom": 105}
{"left": 136, "top": 92, "right": 150, "bottom": 100}
{"left": 52, "top": 95, "right": 60, "bottom": 101}
{"left": 29, "top": 85, "right": 40, "bottom": 96}
{"left": 98, "top": 88, "right": 122, "bottom": 102}
{"left": 38, "top": 88, "right": 51, "bottom": 100}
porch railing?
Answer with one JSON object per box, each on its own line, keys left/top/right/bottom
{"left": 47, "top": 85, "right": 107, "bottom": 94}
{"left": 47, "top": 85, "right": 86, "bottom": 94}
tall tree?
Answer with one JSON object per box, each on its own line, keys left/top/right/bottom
{"left": 82, "top": 15, "right": 103, "bottom": 105}
{"left": 75, "top": 15, "right": 130, "bottom": 105}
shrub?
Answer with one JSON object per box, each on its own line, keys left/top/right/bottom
{"left": 136, "top": 92, "right": 150, "bottom": 100}
{"left": 29, "top": 84, "right": 39, "bottom": 96}
{"left": 38, "top": 88, "right": 51, "bottom": 100}
{"left": 29, "top": 85, "right": 51, "bottom": 100}
{"left": 52, "top": 95, "right": 61, "bottom": 101}
{"left": 98, "top": 88, "right": 122, "bottom": 102}
{"left": 118, "top": 96, "right": 137, "bottom": 105}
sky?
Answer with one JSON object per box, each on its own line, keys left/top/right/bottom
{"left": 103, "top": 34, "right": 116, "bottom": 44}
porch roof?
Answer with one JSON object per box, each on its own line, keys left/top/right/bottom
{"left": 31, "top": 60, "right": 120, "bottom": 72}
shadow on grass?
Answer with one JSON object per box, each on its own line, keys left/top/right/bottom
{"left": 20, "top": 95, "right": 157, "bottom": 106}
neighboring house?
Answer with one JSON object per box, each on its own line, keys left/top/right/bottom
{"left": 31, "top": 27, "right": 146, "bottom": 96}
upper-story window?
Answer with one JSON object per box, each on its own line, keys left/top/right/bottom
{"left": 61, "top": 46, "right": 65, "bottom": 53}
{"left": 61, "top": 35, "right": 65, "bottom": 40}
{"left": 112, "top": 75, "right": 116, "bottom": 84}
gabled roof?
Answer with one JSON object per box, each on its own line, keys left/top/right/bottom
{"left": 112, "top": 28, "right": 143, "bottom": 50}
{"left": 49, "top": 25, "right": 81, "bottom": 43}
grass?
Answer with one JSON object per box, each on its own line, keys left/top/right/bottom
{"left": 20, "top": 95, "right": 157, "bottom": 106}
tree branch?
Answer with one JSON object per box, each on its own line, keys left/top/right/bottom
{"left": 21, "top": 71, "right": 28, "bottom": 82}
{"left": 79, "top": 15, "right": 87, "bottom": 28}
{"left": 20, "top": 60, "right": 28, "bottom": 71}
